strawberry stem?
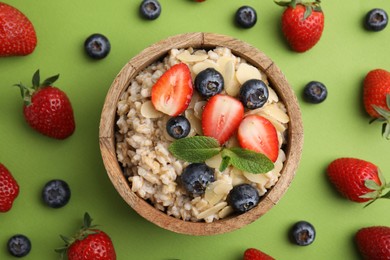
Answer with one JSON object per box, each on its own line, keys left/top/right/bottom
{"left": 55, "top": 212, "right": 99, "bottom": 257}
{"left": 274, "top": 0, "right": 322, "bottom": 19}
{"left": 361, "top": 169, "right": 390, "bottom": 207}
{"left": 370, "top": 94, "right": 390, "bottom": 140}
{"left": 13, "top": 69, "right": 60, "bottom": 106}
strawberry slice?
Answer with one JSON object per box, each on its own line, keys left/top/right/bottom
{"left": 202, "top": 94, "right": 244, "bottom": 145}
{"left": 151, "top": 63, "right": 193, "bottom": 116}
{"left": 237, "top": 115, "right": 279, "bottom": 162}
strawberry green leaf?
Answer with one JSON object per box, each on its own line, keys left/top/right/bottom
{"left": 386, "top": 94, "right": 390, "bottom": 109}
{"left": 169, "top": 136, "right": 221, "bottom": 163}
{"left": 83, "top": 212, "right": 93, "bottom": 229}
{"left": 41, "top": 74, "right": 60, "bottom": 87}
{"left": 32, "top": 69, "right": 40, "bottom": 89}
{"left": 303, "top": 6, "right": 313, "bottom": 19}
{"left": 221, "top": 148, "right": 274, "bottom": 174}
{"left": 382, "top": 123, "right": 390, "bottom": 140}
{"left": 373, "top": 105, "right": 390, "bottom": 119}
{"left": 359, "top": 191, "right": 378, "bottom": 199}
{"left": 364, "top": 179, "right": 381, "bottom": 190}
{"left": 381, "top": 190, "right": 390, "bottom": 199}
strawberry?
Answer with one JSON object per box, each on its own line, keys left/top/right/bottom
{"left": 327, "top": 158, "right": 390, "bottom": 205}
{"left": 56, "top": 213, "right": 116, "bottom": 260}
{"left": 0, "top": 163, "right": 19, "bottom": 212}
{"left": 0, "top": 3, "right": 37, "bottom": 56}
{"left": 355, "top": 226, "right": 390, "bottom": 259}
{"left": 202, "top": 94, "right": 244, "bottom": 145}
{"left": 14, "top": 70, "right": 75, "bottom": 139}
{"left": 244, "top": 248, "right": 275, "bottom": 260}
{"left": 275, "top": 0, "right": 324, "bottom": 52}
{"left": 151, "top": 63, "right": 193, "bottom": 116}
{"left": 237, "top": 115, "right": 279, "bottom": 162}
{"left": 363, "top": 69, "right": 390, "bottom": 139}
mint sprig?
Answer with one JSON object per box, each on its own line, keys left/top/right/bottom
{"left": 168, "top": 136, "right": 274, "bottom": 174}
{"left": 168, "top": 136, "right": 221, "bottom": 163}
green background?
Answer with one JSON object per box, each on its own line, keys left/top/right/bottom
{"left": 1, "top": 0, "right": 389, "bottom": 259}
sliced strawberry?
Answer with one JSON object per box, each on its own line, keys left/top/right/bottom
{"left": 151, "top": 63, "right": 193, "bottom": 116}
{"left": 202, "top": 94, "right": 244, "bottom": 145}
{"left": 237, "top": 115, "right": 279, "bottom": 162}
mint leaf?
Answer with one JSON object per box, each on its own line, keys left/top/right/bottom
{"left": 168, "top": 136, "right": 221, "bottom": 163}
{"left": 221, "top": 147, "right": 274, "bottom": 174}
{"left": 219, "top": 156, "right": 231, "bottom": 172}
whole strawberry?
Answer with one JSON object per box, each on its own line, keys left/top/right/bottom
{"left": 244, "top": 248, "right": 275, "bottom": 260}
{"left": 363, "top": 69, "right": 390, "bottom": 139}
{"left": 275, "top": 0, "right": 324, "bottom": 52}
{"left": 0, "top": 2, "right": 37, "bottom": 56}
{"left": 14, "top": 70, "right": 75, "bottom": 139}
{"left": 0, "top": 163, "right": 19, "bottom": 212}
{"left": 56, "top": 213, "right": 116, "bottom": 260}
{"left": 327, "top": 158, "right": 390, "bottom": 206}
{"left": 355, "top": 226, "right": 390, "bottom": 259}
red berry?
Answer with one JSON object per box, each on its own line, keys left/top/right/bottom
{"left": 0, "top": 3, "right": 37, "bottom": 56}
{"left": 363, "top": 69, "right": 390, "bottom": 139}
{"left": 327, "top": 158, "right": 389, "bottom": 204}
{"left": 0, "top": 163, "right": 19, "bottom": 213}
{"left": 57, "top": 213, "right": 116, "bottom": 260}
{"left": 276, "top": 0, "right": 324, "bottom": 52}
{"left": 151, "top": 63, "right": 194, "bottom": 116}
{"left": 244, "top": 248, "right": 275, "bottom": 260}
{"left": 237, "top": 115, "right": 279, "bottom": 162}
{"left": 202, "top": 94, "right": 244, "bottom": 145}
{"left": 15, "top": 70, "right": 75, "bottom": 139}
{"left": 355, "top": 226, "right": 390, "bottom": 259}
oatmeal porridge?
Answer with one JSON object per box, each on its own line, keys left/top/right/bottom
{"left": 115, "top": 47, "right": 289, "bottom": 223}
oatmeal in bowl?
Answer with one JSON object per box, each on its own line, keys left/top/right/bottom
{"left": 99, "top": 32, "right": 303, "bottom": 235}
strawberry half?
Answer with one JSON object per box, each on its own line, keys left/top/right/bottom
{"left": 237, "top": 115, "right": 279, "bottom": 162}
{"left": 0, "top": 3, "right": 37, "bottom": 56}
{"left": 151, "top": 63, "right": 193, "bottom": 116}
{"left": 202, "top": 94, "right": 244, "bottom": 145}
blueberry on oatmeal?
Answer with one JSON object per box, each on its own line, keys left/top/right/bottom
{"left": 180, "top": 163, "right": 215, "bottom": 195}
{"left": 166, "top": 115, "right": 191, "bottom": 139}
{"left": 194, "top": 68, "right": 224, "bottom": 98}
{"left": 227, "top": 184, "right": 260, "bottom": 213}
{"left": 239, "top": 79, "right": 269, "bottom": 109}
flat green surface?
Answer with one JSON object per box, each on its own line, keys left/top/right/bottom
{"left": 1, "top": 0, "right": 390, "bottom": 259}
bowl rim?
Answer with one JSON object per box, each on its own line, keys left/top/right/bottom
{"left": 99, "top": 32, "right": 304, "bottom": 236}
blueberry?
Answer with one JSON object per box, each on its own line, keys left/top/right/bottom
{"left": 289, "top": 221, "right": 316, "bottom": 246}
{"left": 139, "top": 0, "right": 161, "bottom": 20}
{"left": 303, "top": 81, "right": 327, "bottom": 104}
{"left": 227, "top": 184, "right": 260, "bottom": 213}
{"left": 7, "top": 234, "right": 31, "bottom": 257}
{"left": 235, "top": 6, "right": 257, "bottom": 29}
{"left": 239, "top": 79, "right": 269, "bottom": 109}
{"left": 194, "top": 68, "right": 224, "bottom": 98}
{"left": 42, "top": 179, "right": 71, "bottom": 208}
{"left": 365, "top": 8, "right": 388, "bottom": 31}
{"left": 84, "top": 33, "right": 111, "bottom": 59}
{"left": 180, "top": 163, "right": 215, "bottom": 195}
{"left": 166, "top": 116, "right": 191, "bottom": 139}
